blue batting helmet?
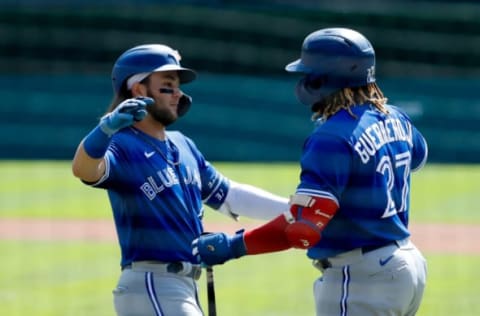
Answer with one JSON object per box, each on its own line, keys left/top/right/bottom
{"left": 111, "top": 44, "right": 197, "bottom": 94}
{"left": 285, "top": 28, "right": 376, "bottom": 106}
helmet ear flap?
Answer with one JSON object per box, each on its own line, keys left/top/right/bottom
{"left": 177, "top": 93, "right": 192, "bottom": 117}
{"left": 295, "top": 77, "right": 324, "bottom": 106}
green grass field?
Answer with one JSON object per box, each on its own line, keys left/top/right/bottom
{"left": 1, "top": 161, "right": 479, "bottom": 315}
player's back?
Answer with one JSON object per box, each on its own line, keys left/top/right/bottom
{"left": 306, "top": 103, "right": 427, "bottom": 259}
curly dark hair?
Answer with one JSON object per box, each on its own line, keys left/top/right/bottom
{"left": 312, "top": 83, "right": 388, "bottom": 121}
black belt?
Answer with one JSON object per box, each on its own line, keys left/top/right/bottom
{"left": 361, "top": 241, "right": 397, "bottom": 254}
{"left": 122, "top": 261, "right": 202, "bottom": 280}
{"left": 318, "top": 241, "right": 397, "bottom": 270}
{"left": 318, "top": 259, "right": 332, "bottom": 270}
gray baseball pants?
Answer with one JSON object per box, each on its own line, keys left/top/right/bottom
{"left": 313, "top": 239, "right": 427, "bottom": 316}
{"left": 113, "top": 261, "right": 203, "bottom": 316}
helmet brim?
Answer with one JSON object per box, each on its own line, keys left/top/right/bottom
{"left": 151, "top": 64, "right": 197, "bottom": 83}
{"left": 285, "top": 59, "right": 313, "bottom": 73}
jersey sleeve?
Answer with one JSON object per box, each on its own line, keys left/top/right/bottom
{"left": 87, "top": 138, "right": 130, "bottom": 189}
{"left": 182, "top": 136, "right": 230, "bottom": 209}
{"left": 410, "top": 125, "right": 428, "bottom": 172}
{"left": 390, "top": 105, "right": 428, "bottom": 172}
{"left": 296, "top": 133, "right": 351, "bottom": 203}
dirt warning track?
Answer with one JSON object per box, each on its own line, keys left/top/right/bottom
{"left": 0, "top": 218, "right": 479, "bottom": 254}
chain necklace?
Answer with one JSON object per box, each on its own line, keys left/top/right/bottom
{"left": 129, "top": 127, "right": 179, "bottom": 167}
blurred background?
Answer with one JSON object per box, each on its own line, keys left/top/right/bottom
{"left": 1, "top": 2, "right": 480, "bottom": 315}
{"left": 1, "top": 0, "right": 479, "bottom": 163}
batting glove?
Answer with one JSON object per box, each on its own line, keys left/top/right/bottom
{"left": 192, "top": 230, "right": 247, "bottom": 266}
{"left": 100, "top": 96, "right": 154, "bottom": 136}
{"left": 83, "top": 96, "right": 153, "bottom": 158}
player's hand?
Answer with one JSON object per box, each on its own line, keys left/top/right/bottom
{"left": 100, "top": 96, "right": 154, "bottom": 136}
{"left": 192, "top": 230, "right": 247, "bottom": 266}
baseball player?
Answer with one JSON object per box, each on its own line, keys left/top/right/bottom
{"left": 193, "top": 28, "right": 428, "bottom": 316}
{"left": 71, "top": 44, "right": 289, "bottom": 316}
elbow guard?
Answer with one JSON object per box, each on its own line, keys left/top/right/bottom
{"left": 284, "top": 194, "right": 338, "bottom": 249}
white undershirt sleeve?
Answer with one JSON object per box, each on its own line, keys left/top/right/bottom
{"left": 217, "top": 180, "right": 290, "bottom": 221}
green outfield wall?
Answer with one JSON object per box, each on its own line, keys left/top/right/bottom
{"left": 0, "top": 74, "right": 478, "bottom": 163}
{"left": 1, "top": 3, "right": 479, "bottom": 162}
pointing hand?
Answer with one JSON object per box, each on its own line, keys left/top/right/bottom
{"left": 100, "top": 97, "right": 154, "bottom": 136}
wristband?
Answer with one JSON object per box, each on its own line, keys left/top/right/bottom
{"left": 230, "top": 230, "right": 247, "bottom": 258}
{"left": 83, "top": 125, "right": 112, "bottom": 158}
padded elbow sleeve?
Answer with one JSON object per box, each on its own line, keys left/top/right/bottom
{"left": 284, "top": 220, "right": 323, "bottom": 249}
{"left": 284, "top": 194, "right": 339, "bottom": 249}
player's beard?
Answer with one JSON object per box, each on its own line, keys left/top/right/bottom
{"left": 145, "top": 90, "right": 178, "bottom": 126}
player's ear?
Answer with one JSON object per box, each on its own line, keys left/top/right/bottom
{"left": 130, "top": 82, "right": 147, "bottom": 98}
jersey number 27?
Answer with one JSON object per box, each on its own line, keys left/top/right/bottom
{"left": 376, "top": 151, "right": 411, "bottom": 219}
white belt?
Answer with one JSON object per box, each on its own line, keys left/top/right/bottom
{"left": 123, "top": 261, "right": 202, "bottom": 280}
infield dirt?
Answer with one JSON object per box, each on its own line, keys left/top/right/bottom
{"left": 0, "top": 218, "right": 479, "bottom": 254}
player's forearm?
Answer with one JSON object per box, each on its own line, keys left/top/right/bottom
{"left": 71, "top": 117, "right": 116, "bottom": 182}
{"left": 218, "top": 181, "right": 289, "bottom": 220}
{"left": 193, "top": 195, "right": 338, "bottom": 265}
{"left": 192, "top": 217, "right": 292, "bottom": 266}
{"left": 243, "top": 215, "right": 292, "bottom": 254}
{"left": 71, "top": 97, "right": 153, "bottom": 183}
{"left": 71, "top": 141, "right": 107, "bottom": 183}
{"left": 243, "top": 194, "right": 337, "bottom": 254}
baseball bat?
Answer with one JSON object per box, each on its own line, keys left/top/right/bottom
{"left": 206, "top": 266, "right": 217, "bottom": 316}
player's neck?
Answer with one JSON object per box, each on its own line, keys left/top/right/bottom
{"left": 133, "top": 119, "right": 166, "bottom": 141}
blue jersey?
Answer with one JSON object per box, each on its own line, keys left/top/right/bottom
{"left": 299, "top": 104, "right": 428, "bottom": 260}
{"left": 92, "top": 128, "right": 229, "bottom": 267}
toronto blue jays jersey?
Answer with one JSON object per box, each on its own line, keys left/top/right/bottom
{"left": 91, "top": 127, "right": 229, "bottom": 267}
{"left": 299, "top": 104, "right": 428, "bottom": 260}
